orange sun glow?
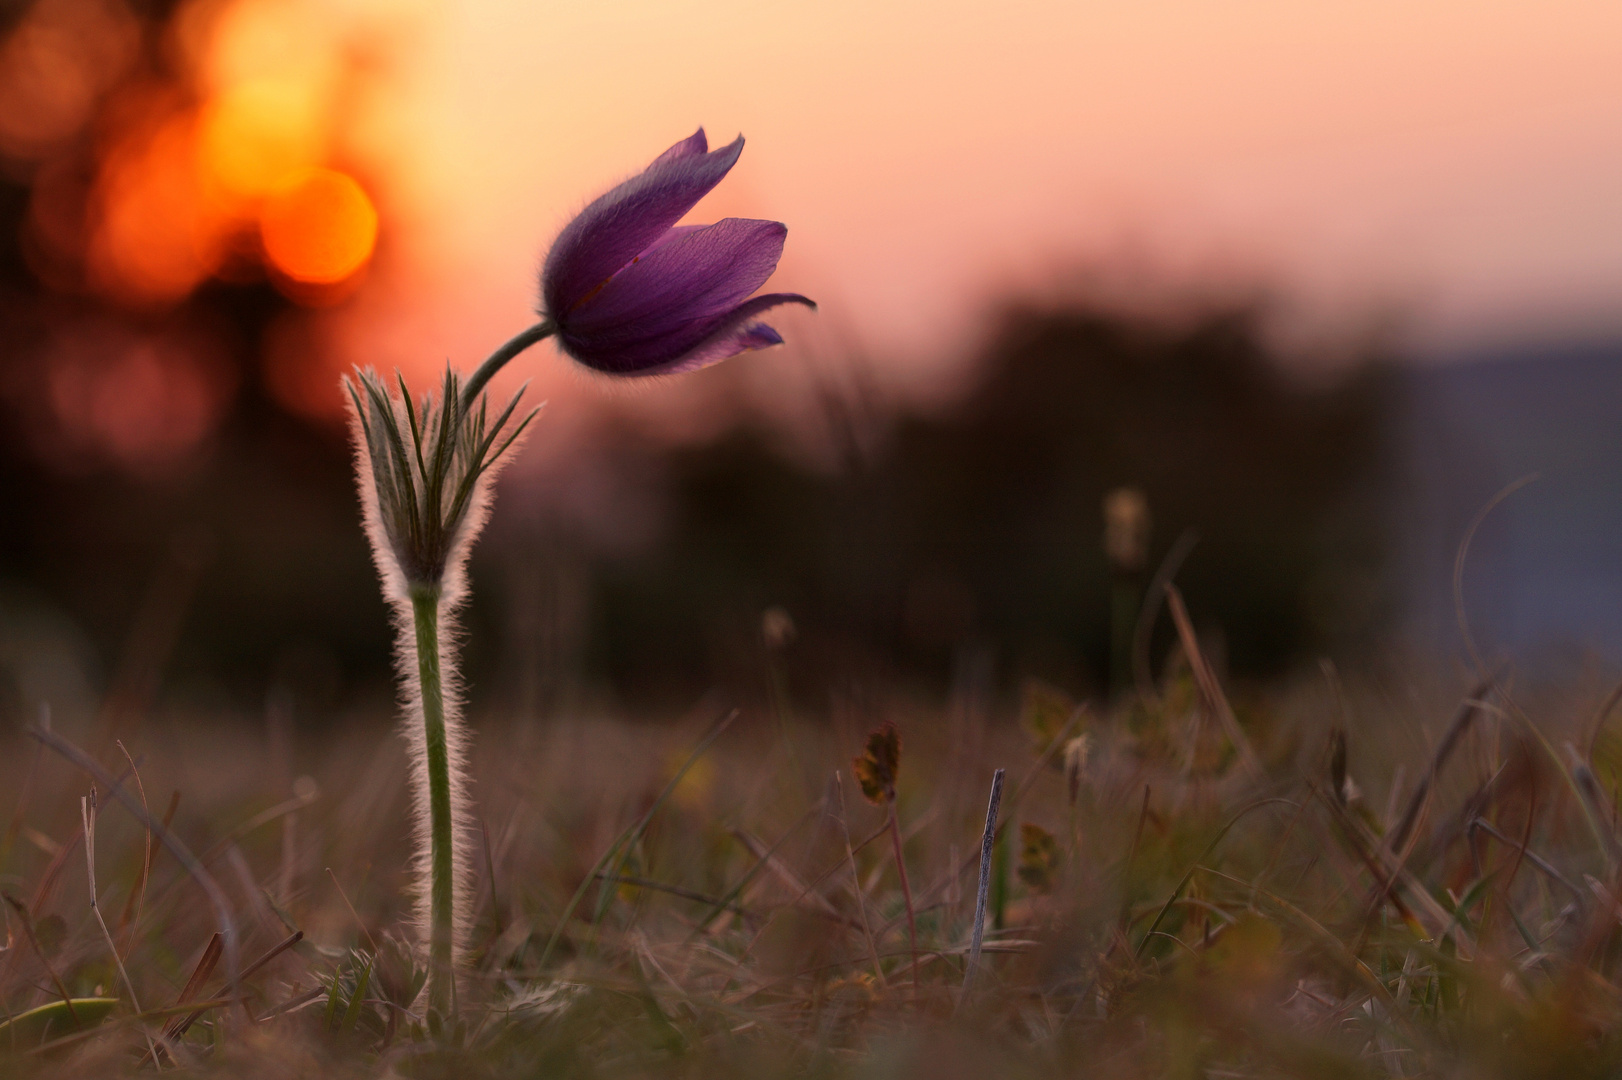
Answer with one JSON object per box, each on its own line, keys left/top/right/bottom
{"left": 259, "top": 166, "right": 378, "bottom": 284}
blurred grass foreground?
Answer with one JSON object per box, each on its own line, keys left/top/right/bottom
{"left": 8, "top": 647, "right": 1622, "bottom": 1078}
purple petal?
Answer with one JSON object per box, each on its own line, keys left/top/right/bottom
{"left": 562, "top": 292, "right": 815, "bottom": 376}
{"left": 541, "top": 132, "right": 744, "bottom": 317}
{"left": 662, "top": 321, "right": 785, "bottom": 374}
{"left": 631, "top": 222, "right": 707, "bottom": 261}
{"left": 566, "top": 218, "right": 788, "bottom": 339}
{"left": 648, "top": 128, "right": 708, "bottom": 167}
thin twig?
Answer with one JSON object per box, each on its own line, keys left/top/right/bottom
{"left": 480, "top": 818, "right": 504, "bottom": 941}
{"left": 592, "top": 876, "right": 756, "bottom": 919}
{"left": 1585, "top": 678, "right": 1622, "bottom": 764}
{"left": 121, "top": 791, "right": 179, "bottom": 944}
{"left": 685, "top": 807, "right": 822, "bottom": 939}
{"left": 540, "top": 706, "right": 740, "bottom": 969}
{"left": 1325, "top": 783, "right": 1469, "bottom": 955}
{"left": 1471, "top": 817, "right": 1584, "bottom": 900}
{"left": 257, "top": 985, "right": 327, "bottom": 1022}
{"left": 1, "top": 891, "right": 77, "bottom": 1025}
{"left": 1132, "top": 529, "right": 1199, "bottom": 699}
{"left": 898, "top": 706, "right": 1084, "bottom": 927}
{"left": 1449, "top": 477, "right": 1616, "bottom": 868}
{"left": 327, "top": 868, "right": 380, "bottom": 954}
{"left": 27, "top": 723, "right": 242, "bottom": 996}
{"left": 887, "top": 799, "right": 921, "bottom": 1000}
{"left": 730, "top": 828, "right": 847, "bottom": 919}
{"left": 82, "top": 790, "right": 158, "bottom": 1064}
{"left": 162, "top": 934, "right": 222, "bottom": 1045}
{"left": 836, "top": 774, "right": 887, "bottom": 989}
{"left": 1355, "top": 683, "right": 1496, "bottom": 940}
{"left": 961, "top": 768, "right": 1005, "bottom": 1005}
{"left": 196, "top": 789, "right": 320, "bottom": 867}
{"left": 1454, "top": 475, "right": 1539, "bottom": 683}
{"left": 113, "top": 741, "right": 153, "bottom": 955}
{"left": 1386, "top": 681, "right": 1494, "bottom": 859}
{"left": 1164, "top": 585, "right": 1261, "bottom": 779}
{"left": 162, "top": 930, "right": 305, "bottom": 1048}
{"left": 727, "top": 820, "right": 884, "bottom": 975}
{"left": 1121, "top": 785, "right": 1152, "bottom": 930}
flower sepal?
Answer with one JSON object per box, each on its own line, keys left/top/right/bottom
{"left": 346, "top": 366, "right": 538, "bottom": 592}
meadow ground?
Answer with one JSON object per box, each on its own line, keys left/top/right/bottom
{"left": 4, "top": 650, "right": 1622, "bottom": 1079}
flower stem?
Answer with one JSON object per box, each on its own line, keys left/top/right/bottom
{"left": 460, "top": 320, "right": 556, "bottom": 415}
{"left": 887, "top": 799, "right": 920, "bottom": 999}
{"left": 410, "top": 584, "right": 457, "bottom": 1017}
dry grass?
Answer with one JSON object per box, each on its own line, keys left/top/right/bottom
{"left": 5, "top": 654, "right": 1622, "bottom": 1078}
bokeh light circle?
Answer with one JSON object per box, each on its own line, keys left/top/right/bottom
{"left": 259, "top": 166, "right": 377, "bottom": 284}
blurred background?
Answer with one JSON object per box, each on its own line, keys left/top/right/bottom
{"left": 0, "top": 0, "right": 1619, "bottom": 735}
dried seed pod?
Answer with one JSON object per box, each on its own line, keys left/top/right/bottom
{"left": 852, "top": 723, "right": 900, "bottom": 805}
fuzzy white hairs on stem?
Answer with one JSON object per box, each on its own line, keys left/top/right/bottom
{"left": 345, "top": 365, "right": 538, "bottom": 1015}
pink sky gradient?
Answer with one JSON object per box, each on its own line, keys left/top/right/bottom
{"left": 315, "top": 0, "right": 1621, "bottom": 418}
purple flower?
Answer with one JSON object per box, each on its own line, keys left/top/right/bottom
{"left": 540, "top": 129, "right": 814, "bottom": 375}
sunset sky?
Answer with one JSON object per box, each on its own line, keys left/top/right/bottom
{"left": 34, "top": 0, "right": 1617, "bottom": 430}
{"left": 328, "top": 0, "right": 1622, "bottom": 393}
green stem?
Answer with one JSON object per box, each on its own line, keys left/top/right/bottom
{"left": 410, "top": 585, "right": 456, "bottom": 1018}
{"left": 460, "top": 320, "right": 556, "bottom": 415}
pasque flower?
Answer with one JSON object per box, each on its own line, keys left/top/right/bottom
{"left": 539, "top": 128, "right": 814, "bottom": 375}
{"left": 344, "top": 129, "right": 810, "bottom": 1025}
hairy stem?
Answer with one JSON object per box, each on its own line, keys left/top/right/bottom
{"left": 460, "top": 321, "right": 556, "bottom": 415}
{"left": 411, "top": 585, "right": 457, "bottom": 1017}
